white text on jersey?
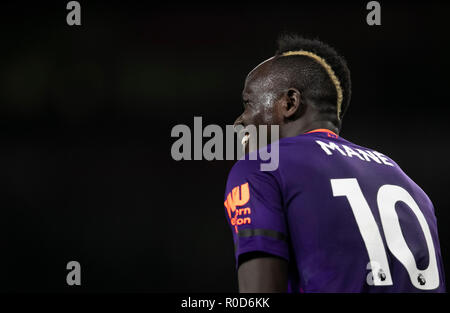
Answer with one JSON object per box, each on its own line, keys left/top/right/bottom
{"left": 315, "top": 140, "right": 394, "bottom": 166}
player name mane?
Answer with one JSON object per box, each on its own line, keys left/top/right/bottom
{"left": 315, "top": 140, "right": 394, "bottom": 166}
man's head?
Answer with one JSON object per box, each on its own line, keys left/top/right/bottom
{"left": 235, "top": 34, "right": 351, "bottom": 143}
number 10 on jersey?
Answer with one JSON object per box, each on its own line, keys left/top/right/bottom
{"left": 331, "top": 178, "right": 439, "bottom": 290}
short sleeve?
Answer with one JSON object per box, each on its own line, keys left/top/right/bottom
{"left": 224, "top": 159, "right": 289, "bottom": 268}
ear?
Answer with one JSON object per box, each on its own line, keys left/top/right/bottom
{"left": 281, "top": 88, "right": 301, "bottom": 119}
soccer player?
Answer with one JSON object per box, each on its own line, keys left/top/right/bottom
{"left": 223, "top": 34, "right": 446, "bottom": 292}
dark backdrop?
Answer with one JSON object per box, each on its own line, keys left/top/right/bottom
{"left": 0, "top": 1, "right": 448, "bottom": 292}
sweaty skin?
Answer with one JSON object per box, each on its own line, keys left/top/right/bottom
{"left": 234, "top": 57, "right": 338, "bottom": 293}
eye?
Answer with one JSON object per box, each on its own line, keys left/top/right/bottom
{"left": 243, "top": 100, "right": 250, "bottom": 109}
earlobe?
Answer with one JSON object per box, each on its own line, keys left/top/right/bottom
{"left": 283, "top": 88, "right": 301, "bottom": 119}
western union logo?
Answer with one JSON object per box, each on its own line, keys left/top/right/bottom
{"left": 224, "top": 183, "right": 252, "bottom": 233}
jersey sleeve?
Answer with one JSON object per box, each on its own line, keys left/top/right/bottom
{"left": 224, "top": 159, "right": 289, "bottom": 268}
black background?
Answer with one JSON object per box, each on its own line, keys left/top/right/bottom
{"left": 0, "top": 1, "right": 449, "bottom": 292}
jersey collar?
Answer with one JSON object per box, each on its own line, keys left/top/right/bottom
{"left": 305, "top": 128, "right": 339, "bottom": 138}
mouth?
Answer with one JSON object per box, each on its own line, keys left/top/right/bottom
{"left": 241, "top": 132, "right": 250, "bottom": 146}
{"left": 237, "top": 127, "right": 250, "bottom": 147}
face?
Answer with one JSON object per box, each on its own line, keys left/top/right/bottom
{"left": 234, "top": 60, "right": 283, "bottom": 152}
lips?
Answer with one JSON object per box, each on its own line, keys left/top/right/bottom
{"left": 237, "top": 126, "right": 250, "bottom": 147}
{"left": 241, "top": 133, "right": 250, "bottom": 146}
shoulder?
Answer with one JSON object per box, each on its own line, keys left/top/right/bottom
{"left": 227, "top": 157, "right": 280, "bottom": 187}
{"left": 225, "top": 147, "right": 287, "bottom": 195}
{"left": 226, "top": 135, "right": 322, "bottom": 180}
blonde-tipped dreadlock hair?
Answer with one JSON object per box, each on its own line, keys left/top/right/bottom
{"left": 281, "top": 50, "right": 343, "bottom": 121}
{"left": 275, "top": 34, "right": 351, "bottom": 127}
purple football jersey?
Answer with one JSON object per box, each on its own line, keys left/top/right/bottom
{"left": 224, "top": 129, "right": 446, "bottom": 292}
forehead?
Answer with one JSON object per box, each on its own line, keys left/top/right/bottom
{"left": 243, "top": 57, "right": 276, "bottom": 97}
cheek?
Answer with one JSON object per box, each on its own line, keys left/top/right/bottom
{"left": 271, "top": 100, "right": 285, "bottom": 123}
{"left": 260, "top": 93, "right": 283, "bottom": 124}
{"left": 242, "top": 94, "right": 280, "bottom": 125}
{"left": 259, "top": 104, "right": 283, "bottom": 125}
{"left": 247, "top": 107, "right": 270, "bottom": 125}
{"left": 260, "top": 93, "right": 276, "bottom": 111}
